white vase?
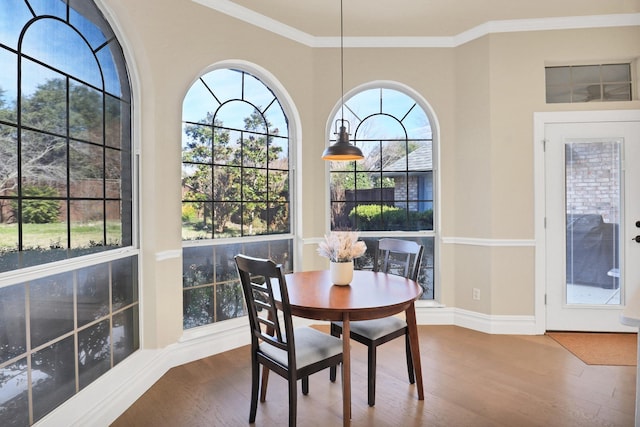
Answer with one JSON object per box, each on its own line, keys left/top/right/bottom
{"left": 330, "top": 261, "right": 353, "bottom": 285}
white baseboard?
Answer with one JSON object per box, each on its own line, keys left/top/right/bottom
{"left": 454, "top": 308, "right": 537, "bottom": 334}
{"left": 415, "top": 305, "right": 537, "bottom": 334}
{"left": 34, "top": 307, "right": 537, "bottom": 426}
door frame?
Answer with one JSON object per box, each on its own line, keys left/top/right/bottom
{"left": 533, "top": 110, "right": 640, "bottom": 334}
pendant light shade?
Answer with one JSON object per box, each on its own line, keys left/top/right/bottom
{"left": 322, "top": 0, "right": 364, "bottom": 162}
{"left": 322, "top": 119, "right": 364, "bottom": 160}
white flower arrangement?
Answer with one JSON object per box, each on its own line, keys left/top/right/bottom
{"left": 317, "top": 231, "right": 367, "bottom": 263}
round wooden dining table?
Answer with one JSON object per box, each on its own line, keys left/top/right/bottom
{"left": 283, "top": 270, "right": 425, "bottom": 427}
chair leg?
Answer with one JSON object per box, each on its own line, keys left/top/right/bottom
{"left": 249, "top": 360, "right": 259, "bottom": 423}
{"left": 329, "top": 323, "right": 341, "bottom": 382}
{"left": 302, "top": 376, "right": 309, "bottom": 395}
{"left": 289, "top": 374, "right": 297, "bottom": 427}
{"left": 260, "top": 366, "right": 270, "bottom": 402}
{"left": 368, "top": 344, "right": 377, "bottom": 407}
{"left": 405, "top": 332, "right": 415, "bottom": 384}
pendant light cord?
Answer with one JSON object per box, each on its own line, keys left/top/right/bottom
{"left": 340, "top": 0, "right": 344, "bottom": 123}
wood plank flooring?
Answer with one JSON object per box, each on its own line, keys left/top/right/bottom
{"left": 111, "top": 325, "right": 636, "bottom": 427}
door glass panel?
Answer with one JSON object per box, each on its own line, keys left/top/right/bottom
{"left": 565, "top": 139, "right": 621, "bottom": 305}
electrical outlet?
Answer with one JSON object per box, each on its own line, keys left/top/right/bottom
{"left": 472, "top": 288, "right": 480, "bottom": 301}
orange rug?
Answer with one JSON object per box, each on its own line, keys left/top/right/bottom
{"left": 547, "top": 332, "right": 637, "bottom": 366}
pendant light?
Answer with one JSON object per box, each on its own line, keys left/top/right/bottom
{"left": 321, "top": 0, "right": 364, "bottom": 161}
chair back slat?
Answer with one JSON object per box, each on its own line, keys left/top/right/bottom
{"left": 374, "top": 238, "right": 424, "bottom": 281}
{"left": 235, "top": 255, "right": 294, "bottom": 355}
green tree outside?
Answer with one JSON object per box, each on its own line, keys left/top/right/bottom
{"left": 182, "top": 109, "right": 287, "bottom": 238}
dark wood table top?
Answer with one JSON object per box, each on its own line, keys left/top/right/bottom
{"left": 283, "top": 270, "right": 423, "bottom": 322}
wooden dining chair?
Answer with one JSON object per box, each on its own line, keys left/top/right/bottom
{"left": 235, "top": 254, "right": 343, "bottom": 427}
{"left": 329, "top": 238, "right": 424, "bottom": 407}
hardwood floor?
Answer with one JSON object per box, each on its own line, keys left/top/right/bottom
{"left": 111, "top": 325, "right": 636, "bottom": 427}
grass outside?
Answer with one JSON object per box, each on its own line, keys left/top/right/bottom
{"left": 181, "top": 220, "right": 268, "bottom": 240}
{"left": 0, "top": 222, "right": 122, "bottom": 250}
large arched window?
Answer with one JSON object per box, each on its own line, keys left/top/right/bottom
{"left": 328, "top": 86, "right": 435, "bottom": 299}
{"left": 0, "top": 1, "right": 138, "bottom": 425}
{"left": 181, "top": 67, "right": 292, "bottom": 329}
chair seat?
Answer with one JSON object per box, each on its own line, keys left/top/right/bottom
{"left": 334, "top": 316, "right": 407, "bottom": 341}
{"left": 260, "top": 326, "right": 343, "bottom": 369}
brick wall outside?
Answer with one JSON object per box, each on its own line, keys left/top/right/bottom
{"left": 394, "top": 176, "right": 421, "bottom": 211}
{"left": 565, "top": 141, "right": 620, "bottom": 223}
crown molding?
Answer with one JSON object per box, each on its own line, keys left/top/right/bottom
{"left": 192, "top": 0, "right": 317, "bottom": 46}
{"left": 192, "top": 0, "right": 640, "bottom": 48}
{"left": 453, "top": 13, "right": 640, "bottom": 46}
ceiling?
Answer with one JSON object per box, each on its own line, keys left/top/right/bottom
{"left": 198, "top": 0, "right": 640, "bottom": 39}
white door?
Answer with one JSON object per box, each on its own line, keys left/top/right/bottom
{"left": 545, "top": 119, "right": 640, "bottom": 332}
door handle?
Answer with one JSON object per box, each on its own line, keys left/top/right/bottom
{"left": 634, "top": 235, "right": 640, "bottom": 243}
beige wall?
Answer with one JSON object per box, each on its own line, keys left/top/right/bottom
{"left": 101, "top": 0, "right": 640, "bottom": 347}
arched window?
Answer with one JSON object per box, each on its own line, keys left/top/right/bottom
{"left": 328, "top": 86, "right": 435, "bottom": 299}
{"left": 181, "top": 67, "right": 292, "bottom": 328}
{"left": 0, "top": 1, "right": 137, "bottom": 424}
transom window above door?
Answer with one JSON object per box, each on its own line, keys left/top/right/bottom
{"left": 545, "top": 63, "right": 632, "bottom": 103}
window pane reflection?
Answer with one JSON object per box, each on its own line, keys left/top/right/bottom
{"left": 184, "top": 287, "right": 213, "bottom": 329}
{"left": 78, "top": 320, "right": 111, "bottom": 389}
{"left": 0, "top": 358, "right": 29, "bottom": 426}
{"left": 0, "top": 284, "right": 26, "bottom": 364}
{"left": 216, "top": 281, "right": 244, "bottom": 321}
{"left": 183, "top": 246, "right": 214, "bottom": 288}
{"left": 0, "top": 254, "right": 138, "bottom": 423}
{"left": 77, "top": 263, "right": 110, "bottom": 327}
{"left": 113, "top": 306, "right": 139, "bottom": 366}
{"left": 32, "top": 336, "right": 75, "bottom": 423}
{"left": 182, "top": 240, "right": 293, "bottom": 328}
{"left": 112, "top": 255, "right": 138, "bottom": 310}
{"left": 30, "top": 272, "right": 74, "bottom": 348}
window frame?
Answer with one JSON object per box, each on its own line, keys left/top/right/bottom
{"left": 180, "top": 62, "right": 299, "bottom": 329}
{"left": 0, "top": 1, "right": 139, "bottom": 425}
{"left": 0, "top": 1, "right": 136, "bottom": 272}
{"left": 325, "top": 81, "right": 439, "bottom": 300}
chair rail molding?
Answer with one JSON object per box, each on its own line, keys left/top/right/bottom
{"left": 441, "top": 237, "right": 535, "bottom": 247}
